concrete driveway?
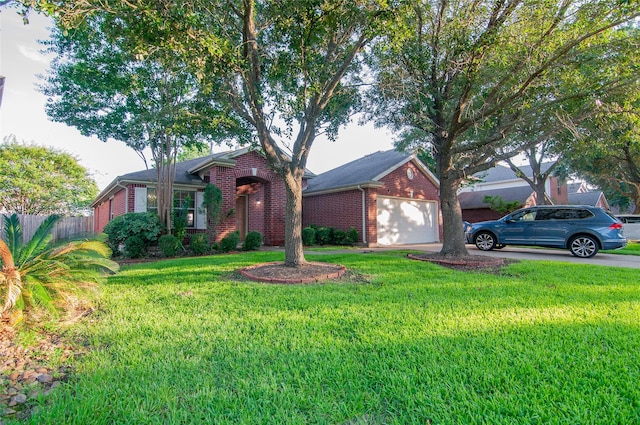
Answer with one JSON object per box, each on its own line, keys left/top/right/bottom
{"left": 405, "top": 243, "right": 640, "bottom": 269}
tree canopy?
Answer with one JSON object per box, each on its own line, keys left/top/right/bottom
{"left": 563, "top": 94, "right": 640, "bottom": 213}
{"left": 368, "top": 0, "right": 640, "bottom": 256}
{"left": 12, "top": 0, "right": 640, "bottom": 259}
{"left": 27, "top": 0, "right": 394, "bottom": 265}
{"left": 0, "top": 136, "right": 98, "bottom": 215}
{"left": 40, "top": 14, "right": 247, "bottom": 232}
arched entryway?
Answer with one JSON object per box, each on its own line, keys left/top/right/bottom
{"left": 233, "top": 165, "right": 285, "bottom": 246}
{"left": 235, "top": 176, "right": 268, "bottom": 241}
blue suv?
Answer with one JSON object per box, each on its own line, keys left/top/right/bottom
{"left": 465, "top": 205, "right": 627, "bottom": 258}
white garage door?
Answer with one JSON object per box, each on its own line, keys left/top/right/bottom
{"left": 377, "top": 197, "right": 438, "bottom": 245}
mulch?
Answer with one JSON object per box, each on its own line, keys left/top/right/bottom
{"left": 407, "top": 252, "right": 514, "bottom": 272}
{"left": 239, "top": 261, "right": 346, "bottom": 284}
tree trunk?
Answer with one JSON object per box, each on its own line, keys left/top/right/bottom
{"left": 534, "top": 182, "right": 552, "bottom": 205}
{"left": 632, "top": 185, "right": 640, "bottom": 214}
{"left": 439, "top": 172, "right": 469, "bottom": 257}
{"left": 283, "top": 171, "right": 307, "bottom": 267}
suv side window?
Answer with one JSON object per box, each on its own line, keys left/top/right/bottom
{"left": 560, "top": 208, "right": 593, "bottom": 219}
{"left": 509, "top": 209, "right": 536, "bottom": 222}
{"left": 535, "top": 209, "right": 557, "bottom": 221}
{"left": 533, "top": 208, "right": 594, "bottom": 220}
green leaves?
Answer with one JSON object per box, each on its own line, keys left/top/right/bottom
{"left": 1, "top": 213, "right": 119, "bottom": 324}
{"left": 0, "top": 137, "right": 98, "bottom": 215}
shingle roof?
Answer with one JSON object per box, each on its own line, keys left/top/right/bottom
{"left": 459, "top": 186, "right": 533, "bottom": 209}
{"left": 304, "top": 150, "right": 418, "bottom": 193}
{"left": 477, "top": 162, "right": 555, "bottom": 183}
{"left": 117, "top": 153, "right": 228, "bottom": 185}
{"left": 568, "top": 191, "right": 603, "bottom": 206}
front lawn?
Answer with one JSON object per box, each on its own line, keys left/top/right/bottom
{"left": 604, "top": 241, "right": 640, "bottom": 255}
{"left": 14, "top": 251, "right": 640, "bottom": 424}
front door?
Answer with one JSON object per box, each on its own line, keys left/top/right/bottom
{"left": 235, "top": 195, "right": 248, "bottom": 240}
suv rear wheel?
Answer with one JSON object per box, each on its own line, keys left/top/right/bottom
{"left": 474, "top": 232, "right": 496, "bottom": 251}
{"left": 569, "top": 235, "right": 599, "bottom": 258}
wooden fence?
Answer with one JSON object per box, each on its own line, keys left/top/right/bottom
{"left": 0, "top": 214, "right": 94, "bottom": 243}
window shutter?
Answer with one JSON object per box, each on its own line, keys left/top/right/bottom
{"left": 134, "top": 187, "right": 147, "bottom": 213}
{"left": 195, "top": 191, "right": 206, "bottom": 229}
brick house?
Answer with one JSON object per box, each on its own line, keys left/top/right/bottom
{"left": 91, "top": 148, "right": 441, "bottom": 246}
{"left": 303, "top": 150, "right": 441, "bottom": 246}
{"left": 91, "top": 148, "right": 303, "bottom": 246}
{"left": 458, "top": 163, "right": 608, "bottom": 222}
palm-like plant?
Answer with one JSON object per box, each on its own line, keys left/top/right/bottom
{"left": 1, "top": 214, "right": 119, "bottom": 325}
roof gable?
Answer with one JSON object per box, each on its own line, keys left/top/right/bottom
{"left": 304, "top": 150, "right": 438, "bottom": 194}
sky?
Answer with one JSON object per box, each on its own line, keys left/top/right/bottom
{"left": 0, "top": 8, "right": 396, "bottom": 191}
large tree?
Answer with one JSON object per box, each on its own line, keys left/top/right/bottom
{"left": 30, "top": 0, "right": 392, "bottom": 266}
{"left": 0, "top": 136, "right": 98, "bottom": 215}
{"left": 40, "top": 15, "right": 244, "bottom": 233}
{"left": 369, "top": 0, "right": 639, "bottom": 256}
{"left": 504, "top": 142, "right": 561, "bottom": 206}
{"left": 563, "top": 96, "right": 640, "bottom": 213}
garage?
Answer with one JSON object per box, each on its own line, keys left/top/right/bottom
{"left": 377, "top": 197, "right": 439, "bottom": 245}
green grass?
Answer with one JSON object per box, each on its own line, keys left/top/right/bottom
{"left": 604, "top": 241, "right": 640, "bottom": 255}
{"left": 12, "top": 251, "right": 640, "bottom": 424}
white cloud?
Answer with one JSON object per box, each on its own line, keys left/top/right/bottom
{"left": 17, "top": 44, "right": 49, "bottom": 64}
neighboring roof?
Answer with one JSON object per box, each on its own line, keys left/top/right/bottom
{"left": 459, "top": 186, "right": 533, "bottom": 209}
{"left": 476, "top": 162, "right": 555, "bottom": 183}
{"left": 568, "top": 191, "right": 604, "bottom": 207}
{"left": 303, "top": 150, "right": 439, "bottom": 195}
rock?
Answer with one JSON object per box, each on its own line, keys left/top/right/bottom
{"left": 3, "top": 407, "right": 17, "bottom": 415}
{"left": 36, "top": 374, "right": 53, "bottom": 384}
{"left": 8, "top": 393, "right": 26, "bottom": 406}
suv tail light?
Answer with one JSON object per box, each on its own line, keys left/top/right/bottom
{"left": 609, "top": 223, "right": 623, "bottom": 230}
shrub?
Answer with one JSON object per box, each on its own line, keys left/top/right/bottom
{"left": 242, "top": 231, "right": 263, "bottom": 251}
{"left": 347, "top": 227, "right": 359, "bottom": 244}
{"left": 158, "top": 234, "right": 182, "bottom": 257}
{"left": 123, "top": 235, "right": 147, "bottom": 259}
{"left": 189, "top": 233, "right": 210, "bottom": 255}
{"left": 315, "top": 227, "right": 333, "bottom": 245}
{"left": 220, "top": 231, "right": 240, "bottom": 253}
{"left": 302, "top": 226, "right": 316, "bottom": 246}
{"left": 332, "top": 229, "right": 349, "bottom": 245}
{"left": 103, "top": 212, "right": 161, "bottom": 254}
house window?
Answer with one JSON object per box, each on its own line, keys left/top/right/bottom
{"left": 407, "top": 168, "right": 415, "bottom": 180}
{"left": 174, "top": 190, "right": 196, "bottom": 228}
{"left": 147, "top": 188, "right": 196, "bottom": 228}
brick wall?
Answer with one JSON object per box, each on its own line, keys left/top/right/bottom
{"left": 462, "top": 208, "right": 503, "bottom": 223}
{"left": 209, "top": 164, "right": 237, "bottom": 241}
{"left": 111, "top": 189, "right": 128, "bottom": 218}
{"left": 303, "top": 160, "right": 441, "bottom": 245}
{"left": 94, "top": 201, "right": 111, "bottom": 233}
{"left": 549, "top": 177, "right": 569, "bottom": 204}
{"left": 303, "top": 189, "right": 363, "bottom": 237}
{"left": 378, "top": 161, "right": 440, "bottom": 201}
